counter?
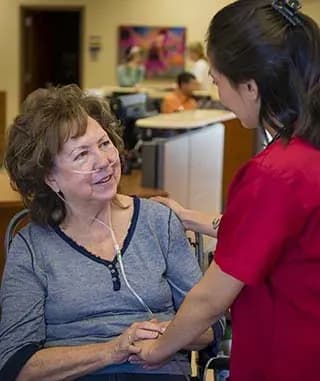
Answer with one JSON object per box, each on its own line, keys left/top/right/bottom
{"left": 136, "top": 109, "right": 235, "bottom": 130}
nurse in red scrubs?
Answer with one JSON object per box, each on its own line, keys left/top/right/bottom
{"left": 130, "top": 1, "right": 320, "bottom": 380}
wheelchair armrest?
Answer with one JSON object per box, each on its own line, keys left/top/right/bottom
{"left": 202, "top": 354, "right": 230, "bottom": 371}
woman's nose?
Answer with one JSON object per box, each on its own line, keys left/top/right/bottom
{"left": 95, "top": 147, "right": 115, "bottom": 168}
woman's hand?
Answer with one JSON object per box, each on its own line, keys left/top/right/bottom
{"left": 129, "top": 321, "right": 172, "bottom": 369}
{"left": 158, "top": 320, "right": 170, "bottom": 332}
{"left": 111, "top": 320, "right": 163, "bottom": 364}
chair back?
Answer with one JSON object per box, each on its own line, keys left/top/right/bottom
{"left": 4, "top": 209, "right": 29, "bottom": 258}
{"left": 188, "top": 231, "right": 209, "bottom": 274}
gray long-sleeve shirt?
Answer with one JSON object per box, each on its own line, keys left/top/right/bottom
{"left": 0, "top": 197, "right": 203, "bottom": 379}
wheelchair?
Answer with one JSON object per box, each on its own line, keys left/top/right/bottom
{"left": 188, "top": 233, "right": 230, "bottom": 381}
{"left": 3, "top": 209, "right": 231, "bottom": 381}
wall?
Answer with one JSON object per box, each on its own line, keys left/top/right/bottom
{"left": 0, "top": 0, "right": 230, "bottom": 125}
{"left": 303, "top": 0, "right": 320, "bottom": 25}
{"left": 0, "top": 0, "right": 319, "bottom": 125}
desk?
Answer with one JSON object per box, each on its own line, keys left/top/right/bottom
{"left": 86, "top": 86, "right": 147, "bottom": 98}
{"left": 136, "top": 109, "right": 235, "bottom": 130}
{"left": 86, "top": 86, "right": 219, "bottom": 101}
{"left": 136, "top": 110, "right": 256, "bottom": 251}
{"left": 137, "top": 110, "right": 233, "bottom": 252}
{"left": 136, "top": 110, "right": 234, "bottom": 218}
{"left": 137, "top": 110, "right": 256, "bottom": 209}
{"left": 86, "top": 85, "right": 173, "bottom": 98}
{"left": 0, "top": 169, "right": 167, "bottom": 278}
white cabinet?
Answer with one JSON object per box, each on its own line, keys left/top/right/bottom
{"left": 160, "top": 123, "right": 225, "bottom": 216}
{"left": 138, "top": 110, "right": 232, "bottom": 252}
{"left": 158, "top": 123, "right": 224, "bottom": 251}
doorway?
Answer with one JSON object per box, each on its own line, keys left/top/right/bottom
{"left": 20, "top": 7, "right": 83, "bottom": 102}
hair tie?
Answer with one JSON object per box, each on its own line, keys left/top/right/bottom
{"left": 271, "top": 0, "right": 302, "bottom": 26}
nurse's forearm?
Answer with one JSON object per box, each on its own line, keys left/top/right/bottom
{"left": 152, "top": 262, "right": 243, "bottom": 359}
{"left": 184, "top": 327, "right": 214, "bottom": 351}
{"left": 154, "top": 285, "right": 221, "bottom": 358}
{"left": 182, "top": 209, "right": 222, "bottom": 238}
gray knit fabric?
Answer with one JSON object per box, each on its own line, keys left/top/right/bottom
{"left": 0, "top": 198, "right": 202, "bottom": 376}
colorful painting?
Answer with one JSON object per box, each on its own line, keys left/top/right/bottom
{"left": 118, "top": 26, "right": 186, "bottom": 79}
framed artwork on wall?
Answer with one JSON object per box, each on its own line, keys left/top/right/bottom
{"left": 118, "top": 25, "right": 186, "bottom": 79}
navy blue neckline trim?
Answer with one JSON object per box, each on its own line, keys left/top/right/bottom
{"left": 53, "top": 197, "right": 140, "bottom": 266}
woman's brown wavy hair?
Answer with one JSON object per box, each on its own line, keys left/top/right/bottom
{"left": 4, "top": 84, "right": 124, "bottom": 225}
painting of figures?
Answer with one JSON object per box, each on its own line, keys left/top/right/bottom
{"left": 118, "top": 26, "right": 186, "bottom": 79}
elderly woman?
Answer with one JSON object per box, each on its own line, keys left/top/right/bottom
{"left": 0, "top": 85, "right": 219, "bottom": 381}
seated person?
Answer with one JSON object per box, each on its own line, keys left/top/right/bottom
{"left": 161, "top": 72, "right": 199, "bottom": 113}
{"left": 117, "top": 46, "right": 145, "bottom": 87}
{"left": 0, "top": 85, "right": 222, "bottom": 381}
{"left": 188, "top": 42, "right": 212, "bottom": 91}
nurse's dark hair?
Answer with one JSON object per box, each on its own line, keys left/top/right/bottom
{"left": 4, "top": 84, "right": 124, "bottom": 226}
{"left": 206, "top": 0, "right": 320, "bottom": 147}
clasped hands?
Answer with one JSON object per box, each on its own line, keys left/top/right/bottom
{"left": 113, "top": 319, "right": 170, "bottom": 368}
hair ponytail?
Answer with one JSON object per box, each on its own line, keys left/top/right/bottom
{"left": 296, "top": 83, "right": 320, "bottom": 148}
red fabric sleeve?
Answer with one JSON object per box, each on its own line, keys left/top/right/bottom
{"left": 215, "top": 161, "right": 305, "bottom": 285}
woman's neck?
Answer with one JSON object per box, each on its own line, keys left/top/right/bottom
{"left": 61, "top": 194, "right": 131, "bottom": 240}
{"left": 61, "top": 199, "right": 112, "bottom": 235}
{"left": 60, "top": 195, "right": 134, "bottom": 261}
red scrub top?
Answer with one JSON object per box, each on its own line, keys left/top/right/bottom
{"left": 215, "top": 137, "right": 320, "bottom": 381}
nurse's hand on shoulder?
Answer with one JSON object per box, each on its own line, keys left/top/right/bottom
{"left": 112, "top": 320, "right": 163, "bottom": 364}
{"left": 151, "top": 197, "right": 189, "bottom": 228}
{"left": 152, "top": 196, "right": 218, "bottom": 237}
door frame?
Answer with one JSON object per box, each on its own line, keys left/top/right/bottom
{"left": 19, "top": 5, "right": 85, "bottom": 104}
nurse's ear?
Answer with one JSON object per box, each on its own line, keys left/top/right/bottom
{"left": 242, "top": 79, "right": 259, "bottom": 102}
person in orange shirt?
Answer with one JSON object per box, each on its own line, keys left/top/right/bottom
{"left": 161, "top": 72, "right": 199, "bottom": 113}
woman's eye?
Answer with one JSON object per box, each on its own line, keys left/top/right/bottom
{"left": 100, "top": 140, "right": 110, "bottom": 150}
{"left": 74, "top": 151, "right": 88, "bottom": 161}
